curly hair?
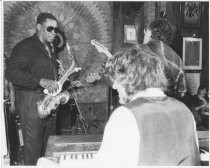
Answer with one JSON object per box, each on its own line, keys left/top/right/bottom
{"left": 149, "top": 18, "right": 173, "bottom": 45}
{"left": 107, "top": 45, "right": 168, "bottom": 98}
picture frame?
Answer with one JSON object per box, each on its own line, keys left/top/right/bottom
{"left": 182, "top": 37, "right": 202, "bottom": 70}
{"left": 181, "top": 2, "right": 201, "bottom": 28}
{"left": 124, "top": 25, "right": 138, "bottom": 44}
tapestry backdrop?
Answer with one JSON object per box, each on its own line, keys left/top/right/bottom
{"left": 4, "top": 1, "right": 113, "bottom": 103}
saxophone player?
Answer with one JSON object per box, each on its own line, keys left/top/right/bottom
{"left": 5, "top": 12, "right": 60, "bottom": 165}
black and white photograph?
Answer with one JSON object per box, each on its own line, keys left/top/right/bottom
{"left": 183, "top": 37, "right": 202, "bottom": 70}
{"left": 1, "top": 1, "right": 209, "bottom": 167}
{"left": 181, "top": 1, "right": 202, "bottom": 28}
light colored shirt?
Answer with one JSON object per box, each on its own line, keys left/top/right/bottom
{"left": 37, "top": 88, "right": 198, "bottom": 166}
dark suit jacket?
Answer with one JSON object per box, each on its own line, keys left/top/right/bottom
{"left": 6, "top": 34, "right": 58, "bottom": 91}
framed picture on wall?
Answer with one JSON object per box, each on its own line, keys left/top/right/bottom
{"left": 124, "top": 25, "right": 138, "bottom": 44}
{"left": 181, "top": 2, "right": 201, "bottom": 27}
{"left": 183, "top": 37, "right": 202, "bottom": 70}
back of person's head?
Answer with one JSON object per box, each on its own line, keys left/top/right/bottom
{"left": 107, "top": 45, "right": 168, "bottom": 97}
{"left": 36, "top": 12, "right": 57, "bottom": 25}
{"left": 149, "top": 18, "right": 173, "bottom": 45}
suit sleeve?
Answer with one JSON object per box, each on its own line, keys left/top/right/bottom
{"left": 5, "top": 43, "right": 41, "bottom": 90}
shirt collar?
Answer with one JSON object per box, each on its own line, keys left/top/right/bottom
{"left": 130, "top": 88, "right": 166, "bottom": 101}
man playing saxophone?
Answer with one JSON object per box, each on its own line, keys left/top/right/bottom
{"left": 6, "top": 12, "right": 60, "bottom": 165}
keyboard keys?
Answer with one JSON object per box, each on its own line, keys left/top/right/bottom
{"left": 60, "top": 152, "right": 96, "bottom": 163}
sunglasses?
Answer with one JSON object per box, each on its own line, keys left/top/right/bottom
{"left": 44, "top": 26, "right": 59, "bottom": 33}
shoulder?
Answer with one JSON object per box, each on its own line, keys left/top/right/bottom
{"left": 108, "top": 106, "right": 136, "bottom": 124}
{"left": 11, "top": 35, "right": 38, "bottom": 57}
{"left": 105, "top": 106, "right": 139, "bottom": 135}
{"left": 146, "top": 39, "right": 161, "bottom": 49}
{"left": 110, "top": 106, "right": 132, "bottom": 118}
{"left": 14, "top": 35, "right": 36, "bottom": 50}
{"left": 163, "top": 43, "right": 182, "bottom": 62}
{"left": 167, "top": 96, "right": 188, "bottom": 107}
{"left": 125, "top": 97, "right": 151, "bottom": 109}
{"left": 167, "top": 97, "right": 194, "bottom": 116}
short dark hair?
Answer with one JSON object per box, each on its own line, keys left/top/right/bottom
{"left": 36, "top": 12, "right": 57, "bottom": 25}
{"left": 149, "top": 18, "right": 173, "bottom": 45}
{"left": 107, "top": 45, "right": 168, "bottom": 98}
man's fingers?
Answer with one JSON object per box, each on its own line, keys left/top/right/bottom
{"left": 40, "top": 79, "right": 60, "bottom": 94}
{"left": 46, "top": 84, "right": 54, "bottom": 93}
{"left": 51, "top": 81, "right": 59, "bottom": 92}
{"left": 46, "top": 81, "right": 59, "bottom": 93}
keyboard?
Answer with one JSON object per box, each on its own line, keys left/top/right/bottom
{"left": 45, "top": 134, "right": 102, "bottom": 163}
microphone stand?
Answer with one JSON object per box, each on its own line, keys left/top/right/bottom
{"left": 71, "top": 95, "right": 88, "bottom": 135}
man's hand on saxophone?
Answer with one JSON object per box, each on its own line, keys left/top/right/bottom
{"left": 39, "top": 78, "right": 59, "bottom": 94}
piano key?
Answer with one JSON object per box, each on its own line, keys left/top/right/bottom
{"left": 78, "top": 154, "right": 82, "bottom": 160}
{"left": 66, "top": 154, "right": 71, "bottom": 160}
{"left": 60, "top": 154, "right": 65, "bottom": 162}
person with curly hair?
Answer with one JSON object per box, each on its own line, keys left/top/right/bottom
{"left": 143, "top": 18, "right": 187, "bottom": 98}
{"left": 144, "top": 18, "right": 173, "bottom": 45}
{"left": 37, "top": 45, "right": 200, "bottom": 166}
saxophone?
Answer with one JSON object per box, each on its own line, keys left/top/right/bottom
{"left": 37, "top": 64, "right": 81, "bottom": 119}
{"left": 37, "top": 91, "right": 70, "bottom": 119}
{"left": 37, "top": 42, "right": 81, "bottom": 119}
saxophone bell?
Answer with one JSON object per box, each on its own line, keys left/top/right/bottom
{"left": 37, "top": 96, "right": 51, "bottom": 119}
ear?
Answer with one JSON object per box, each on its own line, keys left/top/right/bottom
{"left": 36, "top": 24, "right": 42, "bottom": 31}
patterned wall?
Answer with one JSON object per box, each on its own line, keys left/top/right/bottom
{"left": 4, "top": 1, "right": 113, "bottom": 103}
{"left": 144, "top": 2, "right": 156, "bottom": 28}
